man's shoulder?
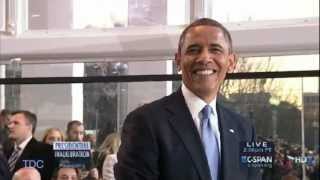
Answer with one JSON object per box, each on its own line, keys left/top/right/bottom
{"left": 124, "top": 91, "right": 180, "bottom": 126}
{"left": 18, "top": 138, "right": 55, "bottom": 180}
{"left": 132, "top": 91, "right": 177, "bottom": 114}
{"left": 25, "top": 138, "right": 52, "bottom": 152}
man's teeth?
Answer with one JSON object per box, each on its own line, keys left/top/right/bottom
{"left": 196, "top": 70, "right": 214, "bottom": 75}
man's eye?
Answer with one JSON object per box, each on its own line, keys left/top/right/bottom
{"left": 209, "top": 48, "right": 222, "bottom": 53}
{"left": 187, "top": 48, "right": 200, "bottom": 54}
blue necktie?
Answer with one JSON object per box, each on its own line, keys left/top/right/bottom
{"left": 201, "top": 105, "right": 220, "bottom": 180}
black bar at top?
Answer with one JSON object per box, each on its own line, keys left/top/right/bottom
{"left": 0, "top": 70, "right": 319, "bottom": 85}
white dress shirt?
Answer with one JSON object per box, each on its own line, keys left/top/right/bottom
{"left": 181, "top": 83, "right": 221, "bottom": 154}
{"left": 14, "top": 135, "right": 32, "bottom": 157}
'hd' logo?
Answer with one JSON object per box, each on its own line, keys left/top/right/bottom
{"left": 287, "top": 155, "right": 315, "bottom": 165}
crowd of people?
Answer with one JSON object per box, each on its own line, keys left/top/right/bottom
{"left": 261, "top": 137, "right": 319, "bottom": 180}
{"left": 0, "top": 109, "right": 121, "bottom": 180}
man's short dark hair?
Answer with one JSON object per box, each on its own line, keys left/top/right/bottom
{"left": 178, "top": 18, "right": 233, "bottom": 54}
{"left": 66, "top": 120, "right": 83, "bottom": 134}
{"left": 11, "top": 110, "right": 37, "bottom": 134}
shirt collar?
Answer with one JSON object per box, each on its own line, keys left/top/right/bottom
{"left": 181, "top": 83, "right": 217, "bottom": 119}
{"left": 16, "top": 135, "right": 32, "bottom": 151}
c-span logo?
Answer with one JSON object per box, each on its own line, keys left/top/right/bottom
{"left": 240, "top": 141, "right": 273, "bottom": 168}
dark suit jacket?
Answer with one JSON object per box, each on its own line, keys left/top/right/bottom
{"left": 115, "top": 89, "right": 262, "bottom": 180}
{"left": 0, "top": 152, "right": 10, "bottom": 180}
{"left": 5, "top": 138, "right": 56, "bottom": 180}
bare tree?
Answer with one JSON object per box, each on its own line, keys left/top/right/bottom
{"left": 220, "top": 56, "right": 296, "bottom": 103}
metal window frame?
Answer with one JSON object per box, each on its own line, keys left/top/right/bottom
{"left": 0, "top": 70, "right": 318, "bottom": 85}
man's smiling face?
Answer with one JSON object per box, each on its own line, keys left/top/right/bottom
{"left": 175, "top": 25, "right": 236, "bottom": 103}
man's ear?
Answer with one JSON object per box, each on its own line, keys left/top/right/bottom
{"left": 27, "top": 124, "right": 33, "bottom": 134}
{"left": 227, "top": 53, "right": 237, "bottom": 73}
{"left": 175, "top": 53, "right": 181, "bottom": 72}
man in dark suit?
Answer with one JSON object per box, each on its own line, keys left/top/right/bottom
{"left": 0, "top": 151, "right": 10, "bottom": 180}
{"left": 0, "top": 110, "right": 11, "bottom": 180}
{"left": 5, "top": 110, "right": 55, "bottom": 180}
{"left": 0, "top": 109, "right": 11, "bottom": 153}
{"left": 115, "top": 18, "right": 261, "bottom": 180}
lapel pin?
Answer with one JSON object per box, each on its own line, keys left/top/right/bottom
{"left": 229, "top": 129, "right": 235, "bottom": 133}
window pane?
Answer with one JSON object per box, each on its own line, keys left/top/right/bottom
{"left": 220, "top": 77, "right": 319, "bottom": 179}
{"left": 235, "top": 55, "right": 319, "bottom": 73}
{"left": 27, "top": 0, "right": 186, "bottom": 31}
{"left": 3, "top": 59, "right": 176, "bottom": 78}
{"left": 167, "top": 0, "right": 186, "bottom": 25}
{"left": 3, "top": 81, "right": 174, "bottom": 142}
{"left": 211, "top": 0, "right": 319, "bottom": 22}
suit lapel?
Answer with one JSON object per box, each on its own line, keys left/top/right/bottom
{"left": 218, "top": 105, "right": 247, "bottom": 180}
{"left": 14, "top": 138, "right": 36, "bottom": 171}
{"left": 165, "top": 90, "right": 211, "bottom": 180}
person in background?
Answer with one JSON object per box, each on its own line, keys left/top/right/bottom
{"left": 12, "top": 167, "right": 41, "bottom": 180}
{"left": 0, "top": 109, "right": 11, "bottom": 177}
{"left": 281, "top": 174, "right": 300, "bottom": 180}
{"left": 84, "top": 133, "right": 97, "bottom": 153}
{"left": 96, "top": 132, "right": 121, "bottom": 180}
{"left": 0, "top": 109, "right": 12, "bottom": 180}
{"left": 42, "top": 128, "right": 64, "bottom": 145}
{"left": 0, "top": 109, "right": 11, "bottom": 130}
{"left": 84, "top": 133, "right": 99, "bottom": 178}
{"left": 0, "top": 109, "right": 11, "bottom": 151}
{"left": 66, "top": 121, "right": 85, "bottom": 142}
{"left": 52, "top": 167, "right": 80, "bottom": 180}
{"left": 66, "top": 120, "right": 99, "bottom": 180}
{"left": 5, "top": 110, "right": 55, "bottom": 180}
{"left": 0, "top": 151, "right": 10, "bottom": 180}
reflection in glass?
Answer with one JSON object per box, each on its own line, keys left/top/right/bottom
{"left": 220, "top": 77, "right": 319, "bottom": 180}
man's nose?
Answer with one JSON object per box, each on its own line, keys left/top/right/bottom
{"left": 197, "top": 48, "right": 212, "bottom": 63}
